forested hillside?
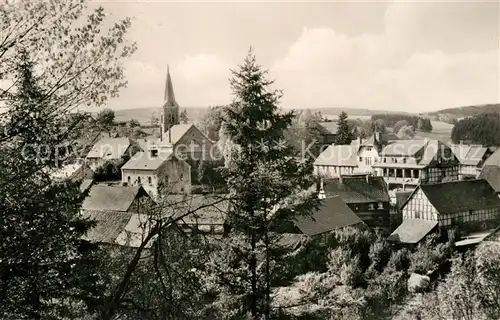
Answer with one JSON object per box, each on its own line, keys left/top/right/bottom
{"left": 451, "top": 113, "right": 500, "bottom": 146}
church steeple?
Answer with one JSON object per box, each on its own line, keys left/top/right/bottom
{"left": 164, "top": 65, "right": 179, "bottom": 107}
{"left": 161, "top": 65, "right": 180, "bottom": 140}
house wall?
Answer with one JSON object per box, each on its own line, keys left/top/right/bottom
{"left": 348, "top": 201, "right": 390, "bottom": 230}
{"left": 164, "top": 158, "right": 191, "bottom": 194}
{"left": 314, "top": 165, "right": 356, "bottom": 177}
{"left": 401, "top": 188, "right": 439, "bottom": 221}
{"left": 174, "top": 126, "right": 218, "bottom": 162}
{"left": 423, "top": 165, "right": 459, "bottom": 183}
{"left": 459, "top": 165, "right": 480, "bottom": 179}
{"left": 357, "top": 146, "right": 379, "bottom": 173}
{"left": 438, "top": 207, "right": 500, "bottom": 228}
{"left": 121, "top": 168, "right": 161, "bottom": 197}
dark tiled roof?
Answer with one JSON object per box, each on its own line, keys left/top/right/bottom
{"left": 82, "top": 210, "right": 132, "bottom": 244}
{"left": 322, "top": 176, "right": 390, "bottom": 203}
{"left": 479, "top": 165, "right": 500, "bottom": 193}
{"left": 82, "top": 185, "right": 144, "bottom": 212}
{"left": 294, "top": 196, "right": 363, "bottom": 236}
{"left": 165, "top": 194, "right": 230, "bottom": 225}
{"left": 387, "top": 219, "right": 438, "bottom": 244}
{"left": 420, "top": 179, "right": 500, "bottom": 214}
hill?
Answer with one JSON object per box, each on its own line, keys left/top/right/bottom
{"left": 427, "top": 103, "right": 500, "bottom": 119}
{"left": 113, "top": 106, "right": 407, "bottom": 125}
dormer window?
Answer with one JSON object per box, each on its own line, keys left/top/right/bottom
{"left": 150, "top": 149, "right": 158, "bottom": 157}
{"left": 368, "top": 203, "right": 375, "bottom": 210}
{"left": 378, "top": 202, "right": 384, "bottom": 210}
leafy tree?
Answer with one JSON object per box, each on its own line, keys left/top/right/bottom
{"left": 128, "top": 118, "right": 140, "bottom": 128}
{"left": 393, "top": 120, "right": 409, "bottom": 134}
{"left": 397, "top": 125, "right": 415, "bottom": 139}
{"left": 218, "top": 48, "right": 319, "bottom": 319}
{"left": 150, "top": 112, "right": 160, "bottom": 126}
{"left": 283, "top": 109, "right": 323, "bottom": 157}
{"left": 198, "top": 105, "right": 225, "bottom": 141}
{"left": 0, "top": 0, "right": 134, "bottom": 318}
{"left": 96, "top": 108, "right": 115, "bottom": 130}
{"left": 334, "top": 111, "right": 353, "bottom": 145}
{"left": 180, "top": 109, "right": 189, "bottom": 124}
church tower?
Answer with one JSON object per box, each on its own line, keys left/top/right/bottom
{"left": 160, "top": 65, "right": 180, "bottom": 141}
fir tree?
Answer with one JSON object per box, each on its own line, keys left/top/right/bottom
{"left": 335, "top": 111, "right": 353, "bottom": 145}
{"left": 180, "top": 109, "right": 189, "bottom": 124}
{"left": 219, "top": 48, "right": 319, "bottom": 319}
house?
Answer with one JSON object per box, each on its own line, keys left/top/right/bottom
{"left": 313, "top": 132, "right": 396, "bottom": 178}
{"left": 388, "top": 179, "right": 500, "bottom": 245}
{"left": 450, "top": 144, "right": 491, "bottom": 179}
{"left": 316, "top": 121, "right": 339, "bottom": 145}
{"left": 81, "top": 184, "right": 156, "bottom": 247}
{"left": 85, "top": 137, "right": 139, "bottom": 170}
{"left": 294, "top": 196, "right": 364, "bottom": 236}
{"left": 478, "top": 147, "right": 500, "bottom": 194}
{"left": 120, "top": 147, "right": 191, "bottom": 197}
{"left": 319, "top": 174, "right": 391, "bottom": 231}
{"left": 165, "top": 194, "right": 231, "bottom": 238}
{"left": 372, "top": 139, "right": 459, "bottom": 190}
{"left": 157, "top": 66, "right": 219, "bottom": 162}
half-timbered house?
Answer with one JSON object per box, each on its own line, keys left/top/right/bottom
{"left": 388, "top": 179, "right": 500, "bottom": 245}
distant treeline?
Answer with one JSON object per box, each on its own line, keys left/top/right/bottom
{"left": 451, "top": 113, "right": 500, "bottom": 146}
{"left": 371, "top": 114, "right": 433, "bottom": 132}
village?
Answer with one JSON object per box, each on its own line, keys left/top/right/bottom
{"left": 53, "top": 67, "right": 500, "bottom": 252}
{"left": 2, "top": 1, "right": 500, "bottom": 319}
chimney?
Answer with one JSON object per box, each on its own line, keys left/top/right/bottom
{"left": 459, "top": 140, "right": 463, "bottom": 145}
{"left": 318, "top": 178, "right": 326, "bottom": 199}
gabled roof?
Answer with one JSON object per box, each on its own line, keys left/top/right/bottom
{"left": 314, "top": 144, "right": 358, "bottom": 166}
{"left": 387, "top": 219, "right": 438, "bottom": 244}
{"left": 450, "top": 144, "right": 488, "bottom": 166}
{"left": 322, "top": 176, "right": 390, "bottom": 203}
{"left": 294, "top": 196, "right": 363, "bottom": 236}
{"left": 86, "top": 137, "right": 131, "bottom": 160}
{"left": 165, "top": 124, "right": 194, "bottom": 145}
{"left": 120, "top": 151, "right": 173, "bottom": 171}
{"left": 479, "top": 165, "right": 500, "bottom": 193}
{"left": 317, "top": 122, "right": 338, "bottom": 135}
{"left": 82, "top": 185, "right": 145, "bottom": 212}
{"left": 165, "top": 194, "right": 230, "bottom": 225}
{"left": 82, "top": 210, "right": 132, "bottom": 244}
{"left": 380, "top": 140, "right": 427, "bottom": 157}
{"left": 419, "top": 179, "right": 500, "bottom": 214}
{"left": 483, "top": 147, "right": 500, "bottom": 167}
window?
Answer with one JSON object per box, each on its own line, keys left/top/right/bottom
{"left": 127, "top": 176, "right": 131, "bottom": 184}
{"left": 415, "top": 211, "right": 421, "bottom": 219}
{"left": 148, "top": 177, "right": 152, "bottom": 184}
{"left": 378, "top": 202, "right": 384, "bottom": 210}
{"left": 383, "top": 158, "right": 387, "bottom": 163}
{"left": 367, "top": 147, "right": 372, "bottom": 151}
{"left": 137, "top": 176, "right": 141, "bottom": 184}
{"left": 402, "top": 158, "right": 407, "bottom": 164}
{"left": 368, "top": 203, "right": 375, "bottom": 210}
{"left": 179, "top": 173, "right": 184, "bottom": 181}
{"left": 359, "top": 157, "right": 363, "bottom": 162}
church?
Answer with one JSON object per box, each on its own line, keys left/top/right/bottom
{"left": 152, "top": 66, "right": 219, "bottom": 161}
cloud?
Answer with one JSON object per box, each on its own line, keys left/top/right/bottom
{"left": 271, "top": 2, "right": 499, "bottom": 111}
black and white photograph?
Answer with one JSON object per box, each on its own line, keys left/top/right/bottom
{"left": 0, "top": 0, "right": 499, "bottom": 319}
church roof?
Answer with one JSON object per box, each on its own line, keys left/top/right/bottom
{"left": 163, "top": 65, "right": 179, "bottom": 107}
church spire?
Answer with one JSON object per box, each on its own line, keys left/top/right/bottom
{"left": 164, "top": 65, "right": 179, "bottom": 107}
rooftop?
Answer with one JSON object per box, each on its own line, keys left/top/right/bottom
{"left": 82, "top": 184, "right": 146, "bottom": 212}
{"left": 86, "top": 137, "right": 131, "bottom": 160}
{"left": 321, "top": 175, "right": 390, "bottom": 203}
{"left": 314, "top": 144, "right": 358, "bottom": 167}
{"left": 450, "top": 144, "right": 488, "bottom": 166}
{"left": 388, "top": 219, "right": 438, "bottom": 244}
{"left": 419, "top": 179, "right": 500, "bottom": 214}
{"left": 121, "top": 151, "right": 173, "bottom": 171}
{"left": 479, "top": 165, "right": 500, "bottom": 193}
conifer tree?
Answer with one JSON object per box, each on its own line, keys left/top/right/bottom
{"left": 335, "top": 111, "right": 353, "bottom": 145}
{"left": 180, "top": 109, "right": 189, "bottom": 124}
{"left": 219, "top": 48, "right": 319, "bottom": 319}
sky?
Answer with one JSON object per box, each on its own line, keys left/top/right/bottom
{"left": 91, "top": 0, "right": 500, "bottom": 113}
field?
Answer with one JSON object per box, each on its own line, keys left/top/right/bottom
{"left": 413, "top": 121, "right": 453, "bottom": 142}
